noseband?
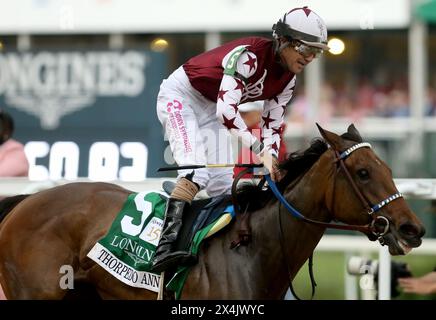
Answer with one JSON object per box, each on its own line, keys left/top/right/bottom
{"left": 267, "top": 142, "right": 403, "bottom": 242}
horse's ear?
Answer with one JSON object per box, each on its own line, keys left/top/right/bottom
{"left": 347, "top": 124, "right": 363, "bottom": 142}
{"left": 316, "top": 123, "right": 344, "bottom": 150}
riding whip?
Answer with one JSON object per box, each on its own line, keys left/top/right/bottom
{"left": 157, "top": 163, "right": 263, "bottom": 172}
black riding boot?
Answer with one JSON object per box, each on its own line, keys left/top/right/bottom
{"left": 150, "top": 197, "right": 196, "bottom": 273}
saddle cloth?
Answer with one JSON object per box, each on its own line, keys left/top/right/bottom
{"left": 87, "top": 190, "right": 234, "bottom": 296}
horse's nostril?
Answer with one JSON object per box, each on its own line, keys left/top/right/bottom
{"left": 399, "top": 223, "right": 421, "bottom": 238}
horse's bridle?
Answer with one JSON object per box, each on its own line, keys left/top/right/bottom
{"left": 266, "top": 141, "right": 404, "bottom": 300}
{"left": 332, "top": 142, "right": 403, "bottom": 241}
{"left": 267, "top": 142, "right": 404, "bottom": 242}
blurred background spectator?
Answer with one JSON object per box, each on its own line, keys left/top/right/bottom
{"left": 0, "top": 110, "right": 29, "bottom": 177}
{"left": 399, "top": 268, "right": 436, "bottom": 296}
{"left": 286, "top": 74, "right": 416, "bottom": 121}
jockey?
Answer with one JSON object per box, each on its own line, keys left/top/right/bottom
{"left": 151, "top": 6, "right": 329, "bottom": 272}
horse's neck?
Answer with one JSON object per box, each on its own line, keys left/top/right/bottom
{"left": 285, "top": 156, "right": 333, "bottom": 258}
{"left": 249, "top": 153, "right": 334, "bottom": 297}
{"left": 186, "top": 154, "right": 334, "bottom": 299}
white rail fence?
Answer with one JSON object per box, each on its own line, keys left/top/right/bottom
{"left": 1, "top": 177, "right": 435, "bottom": 300}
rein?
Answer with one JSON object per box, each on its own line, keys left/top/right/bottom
{"left": 266, "top": 174, "right": 371, "bottom": 233}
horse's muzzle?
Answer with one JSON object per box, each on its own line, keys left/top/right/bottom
{"left": 381, "top": 221, "right": 425, "bottom": 255}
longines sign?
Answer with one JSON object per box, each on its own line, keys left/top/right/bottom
{"left": 0, "top": 49, "right": 167, "bottom": 180}
{"left": 0, "top": 50, "right": 147, "bottom": 129}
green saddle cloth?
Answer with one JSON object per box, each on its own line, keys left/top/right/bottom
{"left": 87, "top": 190, "right": 234, "bottom": 298}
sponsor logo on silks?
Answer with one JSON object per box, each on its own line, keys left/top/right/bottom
{"left": 223, "top": 46, "right": 247, "bottom": 76}
{"left": 166, "top": 99, "right": 192, "bottom": 153}
{"left": 166, "top": 99, "right": 183, "bottom": 112}
{"left": 241, "top": 69, "right": 268, "bottom": 102}
{"left": 0, "top": 51, "right": 147, "bottom": 129}
{"left": 87, "top": 191, "right": 167, "bottom": 293}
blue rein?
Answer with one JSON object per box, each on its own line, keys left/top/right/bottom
{"left": 265, "top": 174, "right": 305, "bottom": 220}
{"left": 264, "top": 142, "right": 404, "bottom": 235}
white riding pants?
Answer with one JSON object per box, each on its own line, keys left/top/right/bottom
{"left": 156, "top": 66, "right": 233, "bottom": 197}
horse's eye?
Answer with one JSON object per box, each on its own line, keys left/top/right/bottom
{"left": 357, "top": 169, "right": 370, "bottom": 180}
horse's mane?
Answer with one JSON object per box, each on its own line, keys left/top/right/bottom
{"left": 0, "top": 194, "right": 29, "bottom": 224}
{"left": 236, "top": 130, "right": 362, "bottom": 211}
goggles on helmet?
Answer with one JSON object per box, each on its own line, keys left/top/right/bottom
{"left": 293, "top": 41, "right": 324, "bottom": 58}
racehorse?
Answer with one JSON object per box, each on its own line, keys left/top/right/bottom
{"left": 0, "top": 124, "right": 425, "bottom": 299}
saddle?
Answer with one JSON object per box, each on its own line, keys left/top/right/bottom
{"left": 163, "top": 180, "right": 252, "bottom": 250}
{"left": 162, "top": 180, "right": 233, "bottom": 254}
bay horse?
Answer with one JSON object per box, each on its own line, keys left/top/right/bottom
{"left": 0, "top": 124, "right": 425, "bottom": 299}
